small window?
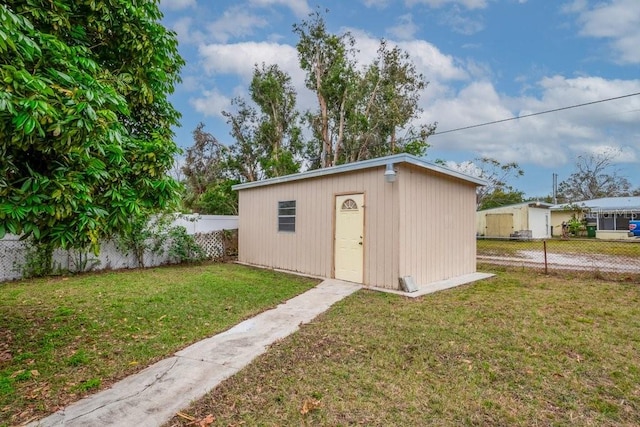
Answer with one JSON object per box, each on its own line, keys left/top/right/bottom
{"left": 278, "top": 200, "right": 296, "bottom": 232}
{"left": 341, "top": 199, "right": 358, "bottom": 211}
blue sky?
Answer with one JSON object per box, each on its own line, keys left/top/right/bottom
{"left": 158, "top": 0, "right": 640, "bottom": 197}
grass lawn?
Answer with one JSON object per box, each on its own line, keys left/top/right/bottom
{"left": 478, "top": 237, "right": 640, "bottom": 258}
{"left": 167, "top": 268, "right": 640, "bottom": 426}
{"left": 0, "top": 263, "right": 319, "bottom": 426}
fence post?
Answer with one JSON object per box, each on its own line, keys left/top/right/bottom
{"left": 543, "top": 240, "right": 548, "bottom": 275}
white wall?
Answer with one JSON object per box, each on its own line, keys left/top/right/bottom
{"left": 529, "top": 207, "right": 551, "bottom": 239}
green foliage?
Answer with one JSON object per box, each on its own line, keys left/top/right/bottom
{"left": 180, "top": 123, "right": 239, "bottom": 214}
{"left": 478, "top": 188, "right": 525, "bottom": 210}
{"left": 223, "top": 63, "right": 303, "bottom": 182}
{"left": 166, "top": 226, "right": 207, "bottom": 264}
{"left": 68, "top": 250, "right": 101, "bottom": 274}
{"left": 0, "top": 2, "right": 183, "bottom": 253}
{"left": 193, "top": 179, "right": 239, "bottom": 215}
{"left": 115, "top": 214, "right": 169, "bottom": 268}
{"left": 294, "top": 10, "right": 435, "bottom": 167}
{"left": 116, "top": 214, "right": 207, "bottom": 267}
{"left": 472, "top": 157, "right": 524, "bottom": 209}
{"left": 19, "top": 241, "right": 57, "bottom": 278}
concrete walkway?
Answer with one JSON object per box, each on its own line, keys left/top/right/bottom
{"left": 31, "top": 279, "right": 361, "bottom": 427}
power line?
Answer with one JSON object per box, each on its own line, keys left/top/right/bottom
{"left": 432, "top": 91, "right": 640, "bottom": 136}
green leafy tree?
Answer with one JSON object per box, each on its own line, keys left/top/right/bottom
{"left": 181, "top": 123, "right": 237, "bottom": 215}
{"left": 182, "top": 123, "right": 228, "bottom": 200}
{"left": 343, "top": 40, "right": 436, "bottom": 163}
{"left": 479, "top": 188, "right": 525, "bottom": 210}
{"left": 0, "top": 2, "right": 183, "bottom": 253}
{"left": 195, "top": 180, "right": 239, "bottom": 216}
{"left": 224, "top": 63, "right": 303, "bottom": 181}
{"left": 294, "top": 10, "right": 435, "bottom": 168}
{"left": 473, "top": 158, "right": 524, "bottom": 210}
{"left": 294, "top": 10, "right": 357, "bottom": 168}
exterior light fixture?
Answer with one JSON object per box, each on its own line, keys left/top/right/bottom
{"left": 384, "top": 163, "right": 396, "bottom": 183}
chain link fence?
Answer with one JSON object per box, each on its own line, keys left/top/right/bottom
{"left": 0, "top": 229, "right": 238, "bottom": 283}
{"left": 477, "top": 236, "right": 640, "bottom": 279}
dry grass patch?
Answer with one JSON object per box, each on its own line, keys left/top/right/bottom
{"left": 168, "top": 270, "right": 640, "bottom": 426}
{"left": 0, "top": 263, "right": 318, "bottom": 426}
{"left": 478, "top": 238, "right": 640, "bottom": 258}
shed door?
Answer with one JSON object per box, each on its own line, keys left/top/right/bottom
{"left": 334, "top": 194, "right": 364, "bottom": 283}
{"left": 486, "top": 213, "right": 514, "bottom": 237}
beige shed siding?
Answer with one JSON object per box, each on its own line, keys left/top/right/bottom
{"left": 398, "top": 164, "right": 477, "bottom": 285}
{"left": 238, "top": 166, "right": 399, "bottom": 288}
{"left": 476, "top": 205, "right": 527, "bottom": 236}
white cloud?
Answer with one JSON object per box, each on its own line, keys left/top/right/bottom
{"left": 440, "top": 6, "right": 485, "bottom": 35}
{"left": 190, "top": 89, "right": 232, "bottom": 118}
{"left": 396, "top": 39, "right": 469, "bottom": 82}
{"left": 161, "top": 0, "right": 196, "bottom": 11}
{"left": 568, "top": 0, "right": 640, "bottom": 64}
{"left": 172, "top": 17, "right": 206, "bottom": 45}
{"left": 197, "top": 41, "right": 317, "bottom": 111}
{"left": 405, "top": 0, "right": 489, "bottom": 10}
{"left": 199, "top": 41, "right": 302, "bottom": 82}
{"left": 207, "top": 7, "right": 269, "bottom": 43}
{"left": 424, "top": 75, "right": 640, "bottom": 167}
{"left": 386, "top": 14, "right": 419, "bottom": 40}
{"left": 179, "top": 75, "right": 202, "bottom": 92}
{"left": 248, "top": 0, "right": 311, "bottom": 18}
{"left": 362, "top": 0, "right": 391, "bottom": 7}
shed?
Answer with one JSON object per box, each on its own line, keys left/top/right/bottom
{"left": 232, "top": 153, "right": 486, "bottom": 292}
{"left": 476, "top": 202, "right": 552, "bottom": 239}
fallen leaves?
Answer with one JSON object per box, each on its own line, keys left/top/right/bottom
{"left": 300, "top": 397, "right": 321, "bottom": 415}
{"left": 0, "top": 329, "right": 13, "bottom": 363}
{"left": 175, "top": 411, "right": 215, "bottom": 426}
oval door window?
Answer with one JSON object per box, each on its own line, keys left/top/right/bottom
{"left": 341, "top": 198, "right": 358, "bottom": 211}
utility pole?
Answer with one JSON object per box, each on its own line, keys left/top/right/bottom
{"left": 552, "top": 173, "right": 558, "bottom": 204}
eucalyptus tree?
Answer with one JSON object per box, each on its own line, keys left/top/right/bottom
{"left": 224, "top": 63, "right": 303, "bottom": 181}
{"left": 294, "top": 10, "right": 358, "bottom": 168}
{"left": 344, "top": 40, "right": 436, "bottom": 163}
{"left": 0, "top": 1, "right": 183, "bottom": 253}
{"left": 294, "top": 11, "right": 435, "bottom": 168}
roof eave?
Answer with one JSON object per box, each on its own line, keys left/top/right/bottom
{"left": 231, "top": 154, "right": 487, "bottom": 191}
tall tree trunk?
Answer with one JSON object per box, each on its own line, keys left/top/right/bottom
{"left": 390, "top": 128, "right": 396, "bottom": 153}
{"left": 333, "top": 94, "right": 347, "bottom": 166}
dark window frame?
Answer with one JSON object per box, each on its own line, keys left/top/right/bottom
{"left": 278, "top": 200, "right": 296, "bottom": 232}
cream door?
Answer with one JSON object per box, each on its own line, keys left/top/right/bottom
{"left": 334, "top": 194, "right": 364, "bottom": 283}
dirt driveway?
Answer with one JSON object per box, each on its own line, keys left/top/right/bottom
{"left": 478, "top": 250, "right": 640, "bottom": 274}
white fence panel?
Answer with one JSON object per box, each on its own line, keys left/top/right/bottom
{"left": 0, "top": 235, "right": 26, "bottom": 282}
{"left": 172, "top": 215, "right": 238, "bottom": 235}
{"left": 1, "top": 222, "right": 237, "bottom": 282}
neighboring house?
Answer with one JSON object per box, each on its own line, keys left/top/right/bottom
{"left": 551, "top": 197, "right": 640, "bottom": 240}
{"left": 232, "top": 153, "right": 486, "bottom": 292}
{"left": 476, "top": 202, "right": 552, "bottom": 239}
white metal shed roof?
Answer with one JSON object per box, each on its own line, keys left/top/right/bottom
{"left": 232, "top": 153, "right": 487, "bottom": 190}
{"left": 551, "top": 196, "right": 640, "bottom": 211}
